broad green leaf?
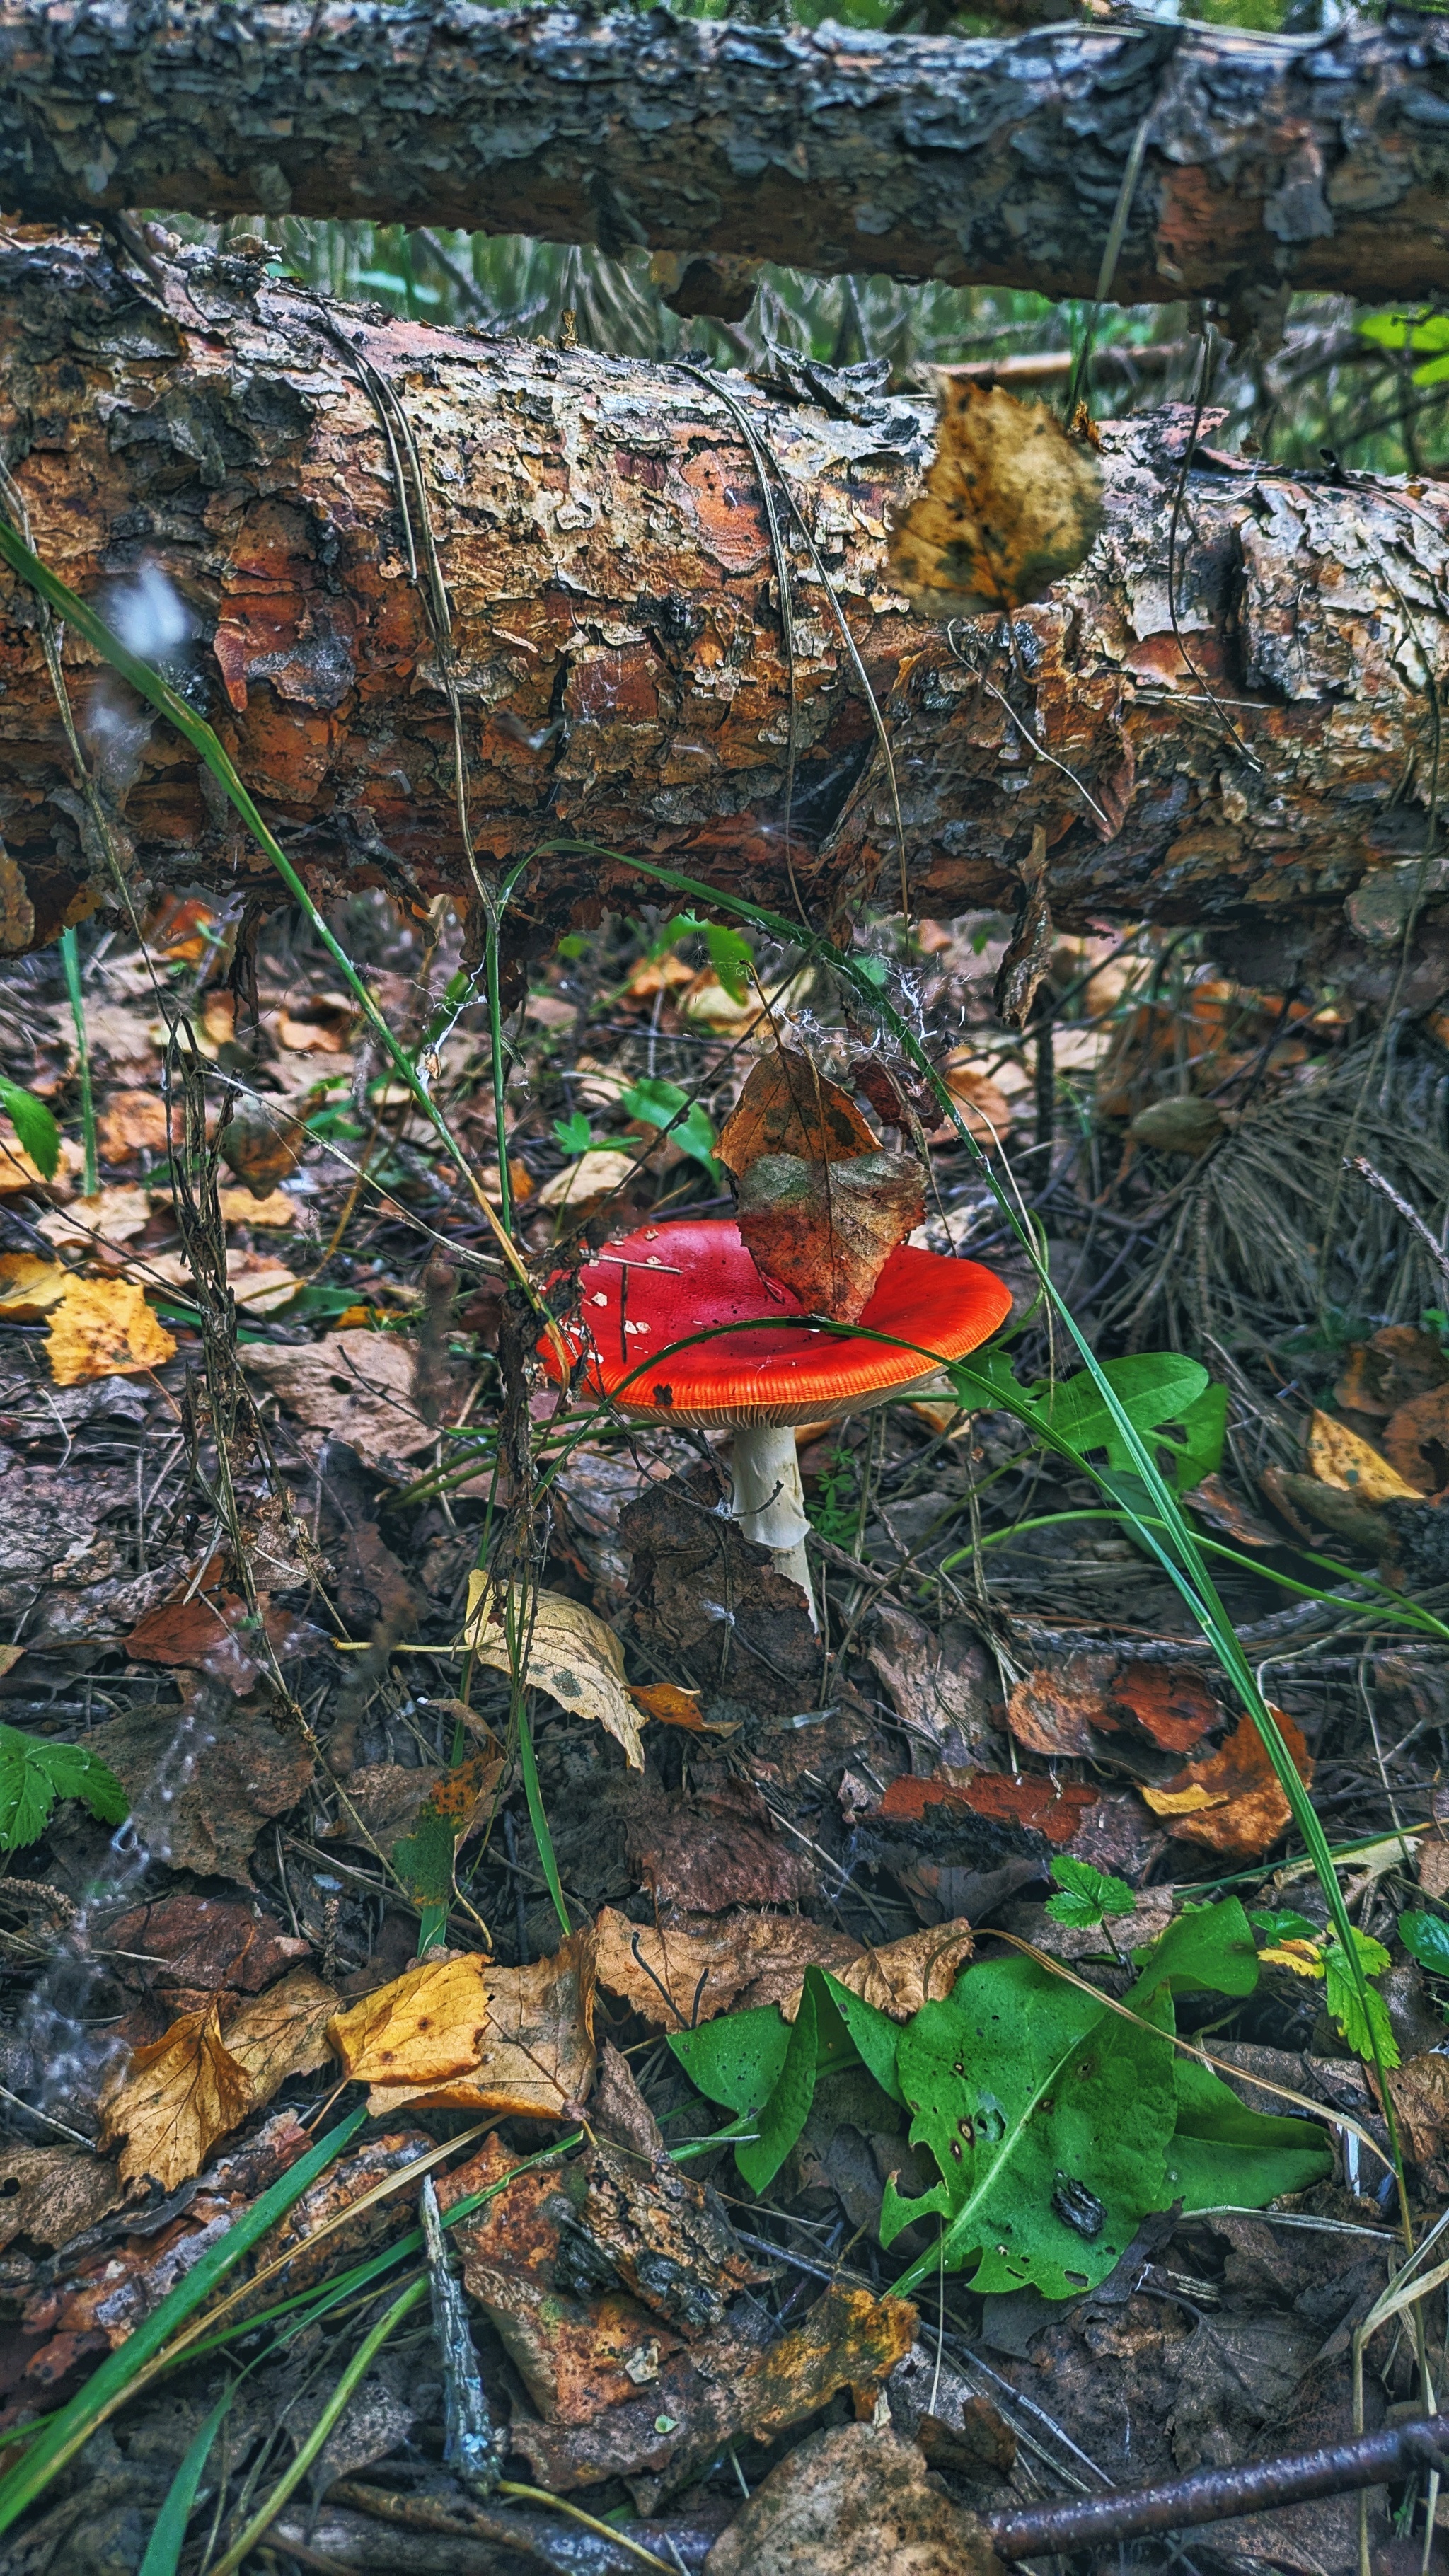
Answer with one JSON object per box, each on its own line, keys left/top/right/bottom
{"left": 1413, "top": 353, "right": 1449, "bottom": 387}
{"left": 881, "top": 1953, "right": 1177, "bottom": 2299}
{"left": 669, "top": 2004, "right": 792, "bottom": 2122}
{"left": 1160, "top": 1381, "right": 1228, "bottom": 1492}
{"left": 1045, "top": 1856, "right": 1135, "bottom": 1929}
{"left": 552, "top": 1111, "right": 592, "bottom": 1156}
{"left": 620, "top": 1075, "right": 719, "bottom": 1177}
{"left": 0, "top": 1078, "right": 61, "bottom": 1182}
{"left": 1129, "top": 1898, "right": 1259, "bottom": 2002}
{"left": 1028, "top": 1353, "right": 1209, "bottom": 1469}
{"left": 1357, "top": 311, "right": 1449, "bottom": 354}
{"left": 1165, "top": 2052, "right": 1332, "bottom": 2210}
{"left": 0, "top": 1725, "right": 128, "bottom": 1850}
{"left": 1399, "top": 1910, "right": 1449, "bottom": 1975}
{"left": 1251, "top": 1907, "right": 1317, "bottom": 1943}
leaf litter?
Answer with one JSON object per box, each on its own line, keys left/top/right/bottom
{"left": 0, "top": 887, "right": 1446, "bottom": 2575}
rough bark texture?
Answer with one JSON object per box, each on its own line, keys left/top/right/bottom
{"left": 4, "top": 2, "right": 1449, "bottom": 308}
{"left": 3, "top": 225, "right": 1448, "bottom": 983}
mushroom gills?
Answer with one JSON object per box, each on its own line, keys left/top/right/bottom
{"left": 729, "top": 1420, "right": 816, "bottom": 1627}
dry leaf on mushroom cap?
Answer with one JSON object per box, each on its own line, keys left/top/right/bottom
{"left": 889, "top": 377, "right": 1104, "bottom": 621}
{"left": 717, "top": 1049, "right": 877, "bottom": 1181}
{"left": 735, "top": 1149, "right": 925, "bottom": 1325}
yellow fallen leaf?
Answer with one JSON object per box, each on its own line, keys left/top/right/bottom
{"left": 137, "top": 1247, "right": 298, "bottom": 1314}
{"left": 890, "top": 377, "right": 1103, "bottom": 621}
{"left": 463, "top": 1578, "right": 644, "bottom": 1769}
{"left": 1307, "top": 1409, "right": 1419, "bottom": 1505}
{"left": 328, "top": 1952, "right": 492, "bottom": 2089}
{"left": 1258, "top": 1941, "right": 1324, "bottom": 1979}
{"left": 45, "top": 1277, "right": 177, "bottom": 1387}
{"left": 217, "top": 1186, "right": 296, "bottom": 1228}
{"left": 362, "top": 1931, "right": 597, "bottom": 2122}
{"left": 1139, "top": 1781, "right": 1227, "bottom": 1817}
{"left": 536, "top": 1149, "right": 640, "bottom": 1211}
{"left": 98, "top": 1090, "right": 173, "bottom": 1161}
{"left": 0, "top": 1254, "right": 68, "bottom": 1320}
{"left": 98, "top": 2004, "right": 250, "bottom": 2192}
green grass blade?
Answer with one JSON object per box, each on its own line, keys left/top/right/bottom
{"left": 0, "top": 2108, "right": 366, "bottom": 2536}
{"left": 518, "top": 1702, "right": 570, "bottom": 1937}
{"left": 137, "top": 2391, "right": 231, "bottom": 2576}
{"left": 59, "top": 926, "right": 98, "bottom": 1196}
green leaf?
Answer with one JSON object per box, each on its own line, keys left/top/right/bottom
{"left": 139, "top": 2393, "right": 231, "bottom": 2576}
{"left": 1399, "top": 1910, "right": 1449, "bottom": 1975}
{"left": 881, "top": 1952, "right": 1177, "bottom": 2299}
{"left": 0, "top": 1078, "right": 61, "bottom": 1182}
{"left": 1165, "top": 2052, "right": 1332, "bottom": 2210}
{"left": 1357, "top": 310, "right": 1449, "bottom": 354}
{"left": 1045, "top": 1856, "right": 1136, "bottom": 1929}
{"left": 552, "top": 1111, "right": 593, "bottom": 1156}
{"left": 1251, "top": 1907, "right": 1317, "bottom": 1943}
{"left": 669, "top": 1968, "right": 900, "bottom": 2195}
{"left": 0, "top": 1725, "right": 129, "bottom": 1850}
{"left": 704, "top": 922, "right": 755, "bottom": 1004}
{"left": 1128, "top": 1898, "right": 1260, "bottom": 2002}
{"left": 1160, "top": 1381, "right": 1228, "bottom": 1492}
{"left": 1414, "top": 352, "right": 1449, "bottom": 388}
{"left": 621, "top": 1076, "right": 719, "bottom": 1177}
{"left": 1028, "top": 1353, "right": 1210, "bottom": 1472}
{"left": 1323, "top": 1930, "right": 1399, "bottom": 2068}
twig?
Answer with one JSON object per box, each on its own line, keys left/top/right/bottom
{"left": 1344, "top": 1155, "right": 1449, "bottom": 1293}
{"left": 985, "top": 2418, "right": 1449, "bottom": 2560}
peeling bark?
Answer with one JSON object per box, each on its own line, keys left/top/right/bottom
{"left": 2, "top": 226, "right": 1448, "bottom": 975}
{"left": 3, "top": 1, "right": 1449, "bottom": 308}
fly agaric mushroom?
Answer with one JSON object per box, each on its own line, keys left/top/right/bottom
{"left": 539, "top": 1218, "right": 1010, "bottom": 1624}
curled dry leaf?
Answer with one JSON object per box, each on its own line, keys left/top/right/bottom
{"left": 99, "top": 1970, "right": 340, "bottom": 2191}
{"left": 736, "top": 1148, "right": 925, "bottom": 1324}
{"left": 45, "top": 1276, "right": 177, "bottom": 1387}
{"left": 889, "top": 378, "right": 1104, "bottom": 620}
{"left": 137, "top": 1246, "right": 299, "bottom": 1315}
{"left": 463, "top": 1576, "right": 644, "bottom": 1769}
{"left": 707, "top": 2420, "right": 987, "bottom": 2576}
{"left": 717, "top": 1049, "right": 877, "bottom": 1182}
{"left": 1141, "top": 1708, "right": 1313, "bottom": 1861}
{"left": 241, "top": 1328, "right": 433, "bottom": 1479}
{"left": 37, "top": 1185, "right": 153, "bottom": 1252}
{"left": 594, "top": 1902, "right": 971, "bottom": 2031}
{"left": 536, "top": 1148, "right": 641, "bottom": 1211}
{"left": 1107, "top": 1663, "right": 1218, "bottom": 1755}
{"left": 626, "top": 1680, "right": 735, "bottom": 1735}
{"left": 219, "top": 1102, "right": 306, "bottom": 1197}
{"left": 1306, "top": 1409, "right": 1419, "bottom": 1504}
{"left": 1006, "top": 1662, "right": 1107, "bottom": 1759}
{"left": 1381, "top": 1383, "right": 1449, "bottom": 1496}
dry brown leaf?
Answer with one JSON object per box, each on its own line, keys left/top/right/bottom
{"left": 362, "top": 1931, "right": 597, "bottom": 2121}
{"left": 98, "top": 1090, "right": 174, "bottom": 1161}
{"left": 1006, "top": 1663, "right": 1107, "bottom": 1758}
{"left": 1381, "top": 1384, "right": 1449, "bottom": 1497}
{"left": 1306, "top": 1409, "right": 1419, "bottom": 1504}
{"left": 1107, "top": 1663, "right": 1218, "bottom": 1755}
{"left": 37, "top": 1185, "right": 152, "bottom": 1253}
{"left": 463, "top": 1577, "right": 644, "bottom": 1768}
{"left": 1142, "top": 1707, "right": 1313, "bottom": 1861}
{"left": 627, "top": 1680, "right": 719, "bottom": 1733}
{"left": 1419, "top": 1837, "right": 1449, "bottom": 1902}
{"left": 737, "top": 1150, "right": 925, "bottom": 1324}
{"left": 137, "top": 1246, "right": 299, "bottom": 1315}
{"left": 45, "top": 1276, "right": 177, "bottom": 1386}
{"left": 594, "top": 1905, "right": 971, "bottom": 2030}
{"left": 1387, "top": 2052, "right": 1449, "bottom": 2175}
{"left": 536, "top": 1149, "right": 640, "bottom": 1212}
{"left": 935, "top": 1061, "right": 1013, "bottom": 1145}
{"left": 0, "top": 2144, "right": 125, "bottom": 2251}
{"left": 219, "top": 1104, "right": 305, "bottom": 1197}
{"left": 99, "top": 2004, "right": 252, "bottom": 2191}
{"left": 225, "top": 1969, "right": 339, "bottom": 2098}
{"left": 717, "top": 1049, "right": 877, "bottom": 1182}
{"left": 890, "top": 378, "right": 1103, "bottom": 620}
{"left": 0, "top": 1254, "right": 68, "bottom": 1320}
{"left": 0, "top": 1124, "right": 83, "bottom": 1194}
{"left": 241, "top": 1328, "right": 432, "bottom": 1478}
{"left": 328, "top": 1952, "right": 492, "bottom": 2089}
{"left": 707, "top": 2420, "right": 983, "bottom": 2576}
{"left": 1334, "top": 1325, "right": 1448, "bottom": 1421}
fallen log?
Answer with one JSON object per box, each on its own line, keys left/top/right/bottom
{"left": 4, "top": 2, "right": 1449, "bottom": 310}
{"left": 1, "top": 224, "right": 1448, "bottom": 988}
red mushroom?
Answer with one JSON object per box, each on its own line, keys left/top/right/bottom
{"left": 540, "top": 1218, "right": 1011, "bottom": 1623}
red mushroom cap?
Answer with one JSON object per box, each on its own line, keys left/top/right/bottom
{"left": 539, "top": 1218, "right": 1012, "bottom": 1428}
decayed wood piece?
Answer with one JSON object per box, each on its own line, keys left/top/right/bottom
{"left": 4, "top": 3, "right": 1449, "bottom": 308}
{"left": 2, "top": 226, "right": 1448, "bottom": 971}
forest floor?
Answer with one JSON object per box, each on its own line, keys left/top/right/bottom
{"left": 0, "top": 890, "right": 1447, "bottom": 2576}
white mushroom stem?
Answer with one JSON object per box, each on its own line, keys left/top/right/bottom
{"left": 729, "top": 1421, "right": 816, "bottom": 1627}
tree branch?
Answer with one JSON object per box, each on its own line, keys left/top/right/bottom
{"left": 2, "top": 2, "right": 1449, "bottom": 306}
